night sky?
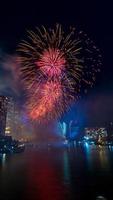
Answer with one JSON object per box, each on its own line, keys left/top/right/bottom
{"left": 0, "top": 1, "right": 113, "bottom": 126}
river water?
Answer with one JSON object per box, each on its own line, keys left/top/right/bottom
{"left": 0, "top": 144, "right": 113, "bottom": 200}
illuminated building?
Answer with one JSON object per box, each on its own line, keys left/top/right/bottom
{"left": 0, "top": 96, "right": 8, "bottom": 135}
{"left": 5, "top": 98, "right": 34, "bottom": 141}
{"left": 58, "top": 122, "right": 67, "bottom": 138}
{"left": 59, "top": 120, "right": 80, "bottom": 141}
{"left": 5, "top": 97, "right": 22, "bottom": 139}
{"left": 5, "top": 97, "right": 15, "bottom": 136}
{"left": 84, "top": 127, "right": 108, "bottom": 142}
{"left": 0, "top": 96, "right": 32, "bottom": 141}
{"left": 68, "top": 120, "right": 80, "bottom": 141}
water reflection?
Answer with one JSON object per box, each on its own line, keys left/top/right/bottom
{"left": 83, "top": 143, "right": 112, "bottom": 172}
{"left": 0, "top": 154, "right": 6, "bottom": 168}
{"left": 84, "top": 142, "right": 93, "bottom": 170}
{"left": 0, "top": 145, "right": 113, "bottom": 200}
{"left": 63, "top": 150, "right": 70, "bottom": 184}
{"left": 98, "top": 146, "right": 110, "bottom": 170}
{"left": 2, "top": 154, "right": 6, "bottom": 166}
{"left": 26, "top": 151, "right": 71, "bottom": 200}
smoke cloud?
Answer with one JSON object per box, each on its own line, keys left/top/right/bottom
{"left": 0, "top": 50, "right": 22, "bottom": 99}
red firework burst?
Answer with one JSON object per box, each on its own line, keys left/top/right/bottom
{"left": 36, "top": 48, "right": 66, "bottom": 78}
{"left": 18, "top": 24, "right": 102, "bottom": 122}
{"left": 28, "top": 81, "right": 65, "bottom": 121}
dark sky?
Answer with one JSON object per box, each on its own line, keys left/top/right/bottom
{"left": 0, "top": 0, "right": 113, "bottom": 126}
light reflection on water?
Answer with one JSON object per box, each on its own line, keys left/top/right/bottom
{"left": 63, "top": 151, "right": 70, "bottom": 184}
{"left": 0, "top": 145, "right": 113, "bottom": 200}
{"left": 98, "top": 147, "right": 110, "bottom": 170}
{"left": 1, "top": 154, "right": 6, "bottom": 166}
{"left": 84, "top": 143, "right": 111, "bottom": 171}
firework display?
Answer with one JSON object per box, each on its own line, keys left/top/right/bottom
{"left": 18, "top": 24, "right": 102, "bottom": 122}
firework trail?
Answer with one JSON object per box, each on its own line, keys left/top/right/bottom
{"left": 18, "top": 24, "right": 102, "bottom": 123}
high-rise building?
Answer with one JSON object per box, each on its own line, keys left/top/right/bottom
{"left": 84, "top": 127, "right": 108, "bottom": 141}
{"left": 68, "top": 120, "right": 80, "bottom": 140}
{"left": 0, "top": 96, "right": 8, "bottom": 135}
{"left": 5, "top": 98, "right": 22, "bottom": 139}
{"left": 58, "top": 122, "right": 67, "bottom": 138}
{"left": 5, "top": 97, "right": 15, "bottom": 137}
{"left": 5, "top": 98, "right": 33, "bottom": 141}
